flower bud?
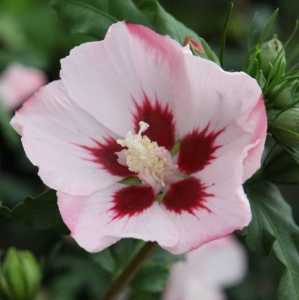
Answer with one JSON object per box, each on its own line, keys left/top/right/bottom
{"left": 183, "top": 36, "right": 220, "bottom": 63}
{"left": 0, "top": 248, "right": 42, "bottom": 300}
{"left": 273, "top": 81, "right": 299, "bottom": 109}
{"left": 184, "top": 36, "right": 205, "bottom": 56}
{"left": 259, "top": 38, "right": 286, "bottom": 77}
{"left": 271, "top": 105, "right": 299, "bottom": 147}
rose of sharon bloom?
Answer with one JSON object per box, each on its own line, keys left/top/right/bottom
{"left": 164, "top": 236, "right": 247, "bottom": 300}
{"left": 0, "top": 64, "right": 46, "bottom": 110}
{"left": 11, "top": 22, "right": 267, "bottom": 254}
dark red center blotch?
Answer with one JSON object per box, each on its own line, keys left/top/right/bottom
{"left": 81, "top": 137, "right": 134, "bottom": 177}
{"left": 133, "top": 95, "right": 175, "bottom": 150}
{"left": 178, "top": 126, "right": 223, "bottom": 174}
{"left": 111, "top": 185, "right": 155, "bottom": 219}
{"left": 163, "top": 177, "right": 212, "bottom": 215}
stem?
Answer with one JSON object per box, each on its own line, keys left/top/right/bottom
{"left": 219, "top": 1, "right": 234, "bottom": 66}
{"left": 102, "top": 242, "right": 156, "bottom": 300}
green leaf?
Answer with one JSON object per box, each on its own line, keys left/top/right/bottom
{"left": 49, "top": 254, "right": 111, "bottom": 300}
{"left": 129, "top": 291, "right": 158, "bottom": 300}
{"left": 12, "top": 190, "right": 68, "bottom": 233}
{"left": 110, "top": 239, "right": 143, "bottom": 274}
{"left": 131, "top": 264, "right": 169, "bottom": 293}
{"left": 0, "top": 205, "right": 12, "bottom": 219}
{"left": 0, "top": 175, "right": 36, "bottom": 208}
{"left": 263, "top": 145, "right": 299, "bottom": 184}
{"left": 131, "top": 247, "right": 179, "bottom": 294}
{"left": 51, "top": 0, "right": 219, "bottom": 63}
{"left": 92, "top": 249, "right": 116, "bottom": 273}
{"left": 0, "top": 101, "right": 18, "bottom": 147}
{"left": 245, "top": 181, "right": 299, "bottom": 300}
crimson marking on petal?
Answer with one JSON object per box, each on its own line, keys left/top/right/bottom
{"left": 111, "top": 185, "right": 155, "bottom": 219}
{"left": 178, "top": 126, "right": 224, "bottom": 174}
{"left": 80, "top": 137, "right": 134, "bottom": 177}
{"left": 133, "top": 94, "right": 175, "bottom": 150}
{"left": 163, "top": 177, "right": 212, "bottom": 215}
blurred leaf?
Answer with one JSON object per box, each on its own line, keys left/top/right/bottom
{"left": 0, "top": 205, "right": 11, "bottom": 219}
{"left": 0, "top": 175, "right": 36, "bottom": 208}
{"left": 12, "top": 190, "right": 68, "bottom": 233}
{"left": 264, "top": 144, "right": 299, "bottom": 184}
{"left": 51, "top": 0, "right": 219, "bottom": 63}
{"left": 49, "top": 253, "right": 111, "bottom": 300}
{"left": 131, "top": 248, "right": 180, "bottom": 294}
{"left": 92, "top": 249, "right": 116, "bottom": 273}
{"left": 0, "top": 101, "right": 18, "bottom": 147}
{"left": 129, "top": 290, "right": 158, "bottom": 300}
{"left": 110, "top": 239, "right": 143, "bottom": 275}
{"left": 245, "top": 181, "right": 299, "bottom": 300}
{"left": 131, "top": 264, "right": 168, "bottom": 293}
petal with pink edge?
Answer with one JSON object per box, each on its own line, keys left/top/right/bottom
{"left": 58, "top": 184, "right": 178, "bottom": 252}
{"left": 11, "top": 81, "right": 128, "bottom": 195}
{"left": 60, "top": 22, "right": 186, "bottom": 138}
{"left": 163, "top": 148, "right": 251, "bottom": 254}
{"left": 175, "top": 53, "right": 266, "bottom": 181}
{"left": 242, "top": 98, "right": 267, "bottom": 180}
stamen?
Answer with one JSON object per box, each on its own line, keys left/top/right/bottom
{"left": 138, "top": 121, "right": 149, "bottom": 135}
{"left": 117, "top": 122, "right": 175, "bottom": 189}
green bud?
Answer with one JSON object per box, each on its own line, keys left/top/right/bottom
{"left": 273, "top": 81, "right": 299, "bottom": 109}
{"left": 259, "top": 38, "right": 286, "bottom": 77}
{"left": 0, "top": 248, "right": 42, "bottom": 300}
{"left": 270, "top": 105, "right": 299, "bottom": 147}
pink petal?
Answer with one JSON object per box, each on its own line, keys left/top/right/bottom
{"left": 186, "top": 236, "right": 247, "bottom": 288}
{"left": 80, "top": 137, "right": 134, "bottom": 177}
{"left": 242, "top": 98, "right": 267, "bottom": 180}
{"left": 11, "top": 81, "right": 125, "bottom": 195}
{"left": 175, "top": 53, "right": 266, "bottom": 181}
{"left": 58, "top": 184, "right": 178, "bottom": 252}
{"left": 164, "top": 236, "right": 246, "bottom": 300}
{"left": 163, "top": 148, "right": 251, "bottom": 254}
{"left": 164, "top": 272, "right": 225, "bottom": 300}
{"left": 60, "top": 22, "right": 186, "bottom": 137}
{"left": 0, "top": 64, "right": 46, "bottom": 110}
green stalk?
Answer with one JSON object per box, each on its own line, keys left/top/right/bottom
{"left": 219, "top": 1, "right": 234, "bottom": 66}
{"left": 102, "top": 242, "right": 156, "bottom": 300}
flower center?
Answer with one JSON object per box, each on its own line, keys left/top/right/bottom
{"left": 117, "top": 121, "right": 175, "bottom": 189}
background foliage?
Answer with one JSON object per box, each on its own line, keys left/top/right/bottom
{"left": 0, "top": 0, "right": 299, "bottom": 300}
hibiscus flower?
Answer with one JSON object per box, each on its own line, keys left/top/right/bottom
{"left": 0, "top": 64, "right": 46, "bottom": 110}
{"left": 11, "top": 22, "right": 267, "bottom": 254}
{"left": 164, "top": 236, "right": 247, "bottom": 300}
